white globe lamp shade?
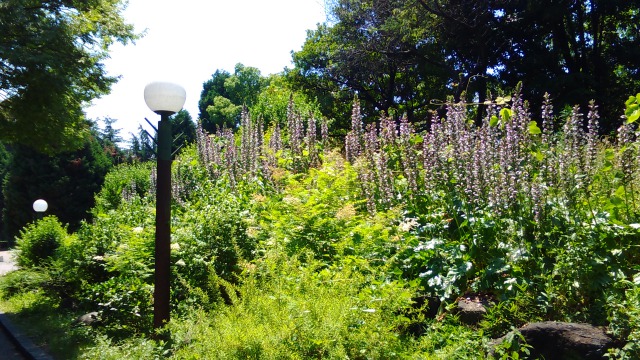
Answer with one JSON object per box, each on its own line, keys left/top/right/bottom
{"left": 144, "top": 82, "right": 186, "bottom": 115}
{"left": 33, "top": 199, "right": 48, "bottom": 213}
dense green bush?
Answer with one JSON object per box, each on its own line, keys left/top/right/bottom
{"left": 0, "top": 269, "right": 50, "bottom": 299}
{"left": 93, "top": 162, "right": 153, "bottom": 213}
{"left": 15, "top": 216, "right": 67, "bottom": 268}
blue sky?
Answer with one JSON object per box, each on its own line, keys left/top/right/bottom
{"left": 85, "top": 0, "right": 327, "bottom": 140}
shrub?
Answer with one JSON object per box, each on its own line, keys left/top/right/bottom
{"left": 84, "top": 276, "right": 154, "bottom": 337}
{"left": 93, "top": 163, "right": 153, "bottom": 213}
{"left": 15, "top": 216, "right": 67, "bottom": 268}
{"left": 0, "top": 269, "right": 50, "bottom": 299}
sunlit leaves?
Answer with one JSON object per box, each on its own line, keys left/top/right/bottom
{"left": 0, "top": 0, "right": 138, "bottom": 153}
{"left": 528, "top": 121, "right": 541, "bottom": 135}
{"left": 625, "top": 94, "right": 640, "bottom": 123}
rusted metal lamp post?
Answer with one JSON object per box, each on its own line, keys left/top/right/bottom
{"left": 143, "top": 81, "right": 186, "bottom": 330}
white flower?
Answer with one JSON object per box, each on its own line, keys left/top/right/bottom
{"left": 504, "top": 277, "right": 517, "bottom": 291}
{"left": 132, "top": 227, "right": 144, "bottom": 233}
{"left": 170, "top": 243, "right": 181, "bottom": 251}
{"left": 399, "top": 217, "right": 419, "bottom": 232}
{"left": 175, "top": 259, "right": 186, "bottom": 266}
{"left": 428, "top": 275, "right": 443, "bottom": 287}
{"left": 414, "top": 239, "right": 443, "bottom": 252}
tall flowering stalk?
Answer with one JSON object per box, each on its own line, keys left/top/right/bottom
{"left": 345, "top": 100, "right": 364, "bottom": 163}
{"left": 286, "top": 97, "right": 306, "bottom": 172}
{"left": 617, "top": 122, "right": 638, "bottom": 218}
{"left": 585, "top": 100, "right": 600, "bottom": 177}
{"left": 195, "top": 96, "right": 327, "bottom": 191}
{"left": 191, "top": 88, "right": 638, "bottom": 227}
{"left": 306, "top": 114, "right": 320, "bottom": 168}
{"left": 377, "top": 115, "right": 395, "bottom": 206}
{"left": 398, "top": 116, "right": 418, "bottom": 197}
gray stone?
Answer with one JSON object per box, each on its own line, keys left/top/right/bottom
{"left": 457, "top": 298, "right": 487, "bottom": 325}
{"left": 492, "top": 321, "right": 614, "bottom": 360}
{"left": 74, "top": 312, "right": 100, "bottom": 326}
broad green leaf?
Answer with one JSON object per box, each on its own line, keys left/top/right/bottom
{"left": 615, "top": 185, "right": 627, "bottom": 198}
{"left": 490, "top": 115, "right": 499, "bottom": 127}
{"left": 500, "top": 108, "right": 512, "bottom": 122}
{"left": 496, "top": 96, "right": 510, "bottom": 105}
{"left": 625, "top": 96, "right": 636, "bottom": 107}
{"left": 627, "top": 109, "right": 640, "bottom": 123}
{"left": 528, "top": 121, "right": 541, "bottom": 134}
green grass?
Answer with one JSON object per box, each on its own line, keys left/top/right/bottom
{"left": 0, "top": 287, "right": 93, "bottom": 359}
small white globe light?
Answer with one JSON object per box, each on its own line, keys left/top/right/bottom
{"left": 33, "top": 199, "right": 48, "bottom": 213}
{"left": 143, "top": 82, "right": 186, "bottom": 115}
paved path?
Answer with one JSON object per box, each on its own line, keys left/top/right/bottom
{"left": 0, "top": 324, "right": 27, "bottom": 360}
{"left": 0, "top": 250, "right": 18, "bottom": 276}
{"left": 0, "top": 250, "right": 53, "bottom": 360}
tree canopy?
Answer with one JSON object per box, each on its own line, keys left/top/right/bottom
{"left": 170, "top": 109, "right": 197, "bottom": 155}
{"left": 198, "top": 64, "right": 268, "bottom": 132}
{"left": 292, "top": 0, "right": 640, "bottom": 130}
{"left": 0, "top": 0, "right": 137, "bottom": 153}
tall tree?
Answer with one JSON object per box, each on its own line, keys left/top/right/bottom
{"left": 291, "top": 0, "right": 450, "bottom": 128}
{"left": 127, "top": 125, "right": 156, "bottom": 162}
{"left": 95, "top": 117, "right": 125, "bottom": 164}
{"left": 198, "top": 69, "right": 231, "bottom": 131}
{"left": 198, "top": 64, "right": 269, "bottom": 132}
{"left": 170, "top": 110, "right": 197, "bottom": 155}
{"left": 295, "top": 0, "right": 639, "bottom": 131}
{"left": 496, "top": 0, "right": 640, "bottom": 131}
{"left": 414, "top": 0, "right": 509, "bottom": 125}
{"left": 252, "top": 74, "right": 323, "bottom": 129}
{"left": 0, "top": 0, "right": 137, "bottom": 153}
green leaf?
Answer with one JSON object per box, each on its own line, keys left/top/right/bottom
{"left": 496, "top": 96, "right": 510, "bottom": 105}
{"left": 604, "top": 148, "right": 615, "bottom": 161}
{"left": 610, "top": 196, "right": 624, "bottom": 206}
{"left": 625, "top": 96, "right": 636, "bottom": 107}
{"left": 627, "top": 109, "right": 640, "bottom": 123}
{"left": 500, "top": 108, "right": 512, "bottom": 122}
{"left": 490, "top": 115, "right": 499, "bottom": 127}
{"left": 531, "top": 150, "right": 544, "bottom": 161}
{"left": 528, "top": 121, "right": 541, "bottom": 135}
{"left": 615, "top": 185, "right": 627, "bottom": 198}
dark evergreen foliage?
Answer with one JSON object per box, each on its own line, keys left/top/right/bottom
{"left": 1, "top": 138, "right": 112, "bottom": 242}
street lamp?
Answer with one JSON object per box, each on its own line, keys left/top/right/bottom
{"left": 144, "top": 81, "right": 186, "bottom": 330}
{"left": 33, "top": 199, "right": 48, "bottom": 219}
